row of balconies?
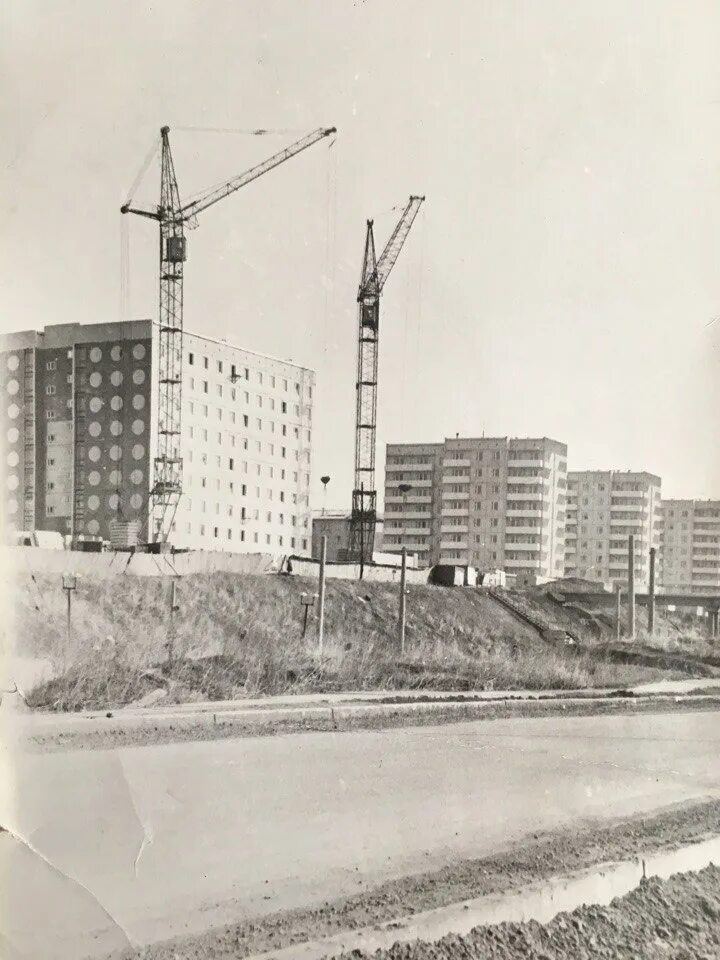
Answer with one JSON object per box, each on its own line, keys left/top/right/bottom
{"left": 385, "top": 461, "right": 435, "bottom": 472}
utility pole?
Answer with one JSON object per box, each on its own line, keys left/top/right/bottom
{"left": 317, "top": 535, "right": 327, "bottom": 654}
{"left": 398, "top": 547, "right": 408, "bottom": 654}
{"left": 62, "top": 573, "right": 78, "bottom": 667}
{"left": 615, "top": 583, "right": 623, "bottom": 641}
{"left": 648, "top": 547, "right": 656, "bottom": 636}
{"left": 358, "top": 482, "right": 365, "bottom": 581}
{"left": 167, "top": 577, "right": 179, "bottom": 664}
{"left": 627, "top": 534, "right": 636, "bottom": 640}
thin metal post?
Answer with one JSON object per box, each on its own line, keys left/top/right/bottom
{"left": 398, "top": 547, "right": 407, "bottom": 654}
{"left": 627, "top": 535, "right": 635, "bottom": 640}
{"left": 66, "top": 589, "right": 72, "bottom": 652}
{"left": 615, "top": 583, "right": 623, "bottom": 641}
{"left": 167, "top": 578, "right": 178, "bottom": 664}
{"left": 317, "top": 535, "right": 327, "bottom": 654}
{"left": 359, "top": 482, "right": 365, "bottom": 582}
{"left": 648, "top": 547, "right": 656, "bottom": 636}
{"left": 61, "top": 573, "right": 77, "bottom": 668}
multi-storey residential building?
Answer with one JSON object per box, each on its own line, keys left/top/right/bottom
{"left": 383, "top": 443, "right": 444, "bottom": 566}
{"left": 0, "top": 321, "right": 314, "bottom": 553}
{"left": 565, "top": 471, "right": 662, "bottom": 589}
{"left": 661, "top": 499, "right": 720, "bottom": 593}
{"left": 383, "top": 436, "right": 567, "bottom": 579}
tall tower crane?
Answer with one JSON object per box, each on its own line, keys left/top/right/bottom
{"left": 121, "top": 125, "right": 336, "bottom": 544}
{"left": 349, "top": 195, "right": 425, "bottom": 567}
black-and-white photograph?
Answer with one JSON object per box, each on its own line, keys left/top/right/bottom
{"left": 1, "top": 2, "right": 719, "bottom": 958}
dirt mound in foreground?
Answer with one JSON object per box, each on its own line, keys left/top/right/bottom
{"left": 337, "top": 864, "right": 720, "bottom": 960}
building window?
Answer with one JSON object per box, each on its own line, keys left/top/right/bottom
{"left": 189, "top": 352, "right": 194, "bottom": 365}
{"left": 203, "top": 356, "right": 208, "bottom": 369}
{"left": 46, "top": 411, "right": 55, "bottom": 420}
{"left": 229, "top": 458, "right": 234, "bottom": 470}
{"left": 218, "top": 361, "right": 223, "bottom": 374}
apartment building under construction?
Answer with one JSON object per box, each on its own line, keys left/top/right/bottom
{"left": 0, "top": 320, "right": 314, "bottom": 553}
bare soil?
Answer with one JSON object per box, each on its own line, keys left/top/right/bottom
{"left": 334, "top": 865, "right": 720, "bottom": 959}
{"left": 25, "top": 691, "right": 720, "bottom": 753}
{"left": 104, "top": 798, "right": 720, "bottom": 960}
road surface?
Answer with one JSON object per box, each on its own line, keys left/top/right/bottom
{"left": 2, "top": 710, "right": 720, "bottom": 958}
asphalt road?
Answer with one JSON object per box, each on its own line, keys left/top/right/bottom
{"left": 3, "top": 710, "right": 720, "bottom": 959}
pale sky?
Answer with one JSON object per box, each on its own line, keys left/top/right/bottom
{"left": 2, "top": 0, "right": 719, "bottom": 509}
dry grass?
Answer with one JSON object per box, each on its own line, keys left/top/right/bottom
{"left": 13, "top": 571, "right": 699, "bottom": 710}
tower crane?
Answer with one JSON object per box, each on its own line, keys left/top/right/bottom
{"left": 122, "top": 125, "right": 336, "bottom": 544}
{"left": 349, "top": 195, "right": 425, "bottom": 568}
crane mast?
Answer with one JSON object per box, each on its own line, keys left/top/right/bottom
{"left": 122, "top": 125, "right": 336, "bottom": 544}
{"left": 349, "top": 195, "right": 425, "bottom": 568}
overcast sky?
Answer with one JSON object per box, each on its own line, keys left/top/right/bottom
{"left": 2, "top": 0, "right": 719, "bottom": 507}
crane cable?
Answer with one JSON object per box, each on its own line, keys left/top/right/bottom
{"left": 321, "top": 134, "right": 338, "bottom": 355}
{"left": 120, "top": 134, "right": 160, "bottom": 324}
{"left": 123, "top": 135, "right": 161, "bottom": 208}
{"left": 173, "top": 126, "right": 309, "bottom": 135}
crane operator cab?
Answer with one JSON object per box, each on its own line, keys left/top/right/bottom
{"left": 360, "top": 298, "right": 379, "bottom": 330}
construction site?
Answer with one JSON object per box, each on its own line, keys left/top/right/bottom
{"left": 2, "top": 4, "right": 720, "bottom": 959}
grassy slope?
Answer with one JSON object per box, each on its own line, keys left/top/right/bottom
{"left": 13, "top": 571, "right": 710, "bottom": 709}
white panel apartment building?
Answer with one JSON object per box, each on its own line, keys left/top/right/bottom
{"left": 176, "top": 331, "right": 314, "bottom": 554}
{"left": 565, "top": 471, "right": 662, "bottom": 589}
{"left": 661, "top": 500, "right": 720, "bottom": 593}
{"left": 383, "top": 436, "right": 567, "bottom": 578}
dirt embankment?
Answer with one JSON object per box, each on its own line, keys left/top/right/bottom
{"left": 335, "top": 865, "right": 720, "bottom": 960}
{"left": 13, "top": 572, "right": 716, "bottom": 711}
{"left": 105, "top": 799, "right": 720, "bottom": 960}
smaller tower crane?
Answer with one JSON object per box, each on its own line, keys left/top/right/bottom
{"left": 349, "top": 195, "right": 425, "bottom": 568}
{"left": 122, "top": 125, "right": 336, "bottom": 544}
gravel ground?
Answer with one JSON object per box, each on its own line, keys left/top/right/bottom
{"left": 24, "top": 692, "right": 720, "bottom": 753}
{"left": 334, "top": 864, "right": 720, "bottom": 960}
{"left": 104, "top": 799, "right": 720, "bottom": 960}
